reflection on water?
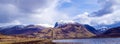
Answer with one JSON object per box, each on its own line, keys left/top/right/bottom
{"left": 53, "top": 38, "right": 120, "bottom": 44}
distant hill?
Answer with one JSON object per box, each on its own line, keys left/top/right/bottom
{"left": 0, "top": 25, "right": 44, "bottom": 35}
{"left": 101, "top": 27, "right": 120, "bottom": 37}
{"left": 93, "top": 26, "right": 120, "bottom": 38}
{"left": 0, "top": 25, "right": 53, "bottom": 39}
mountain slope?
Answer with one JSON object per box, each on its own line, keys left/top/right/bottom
{"left": 84, "top": 24, "right": 98, "bottom": 34}
{"left": 53, "top": 23, "right": 95, "bottom": 39}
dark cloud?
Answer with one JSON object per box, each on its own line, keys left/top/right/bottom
{"left": 90, "top": 0, "right": 114, "bottom": 17}
{"left": 0, "top": 14, "right": 11, "bottom": 23}
{"left": 0, "top": 0, "right": 15, "bottom": 4}
{"left": 0, "top": 4, "right": 15, "bottom": 23}
{"left": 16, "top": 0, "right": 47, "bottom": 12}
{"left": 0, "top": 0, "right": 50, "bottom": 24}
{"left": 0, "top": 0, "right": 47, "bottom": 12}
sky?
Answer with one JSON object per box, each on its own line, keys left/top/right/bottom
{"left": 0, "top": 0, "right": 120, "bottom": 28}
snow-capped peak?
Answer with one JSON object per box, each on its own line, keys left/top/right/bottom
{"left": 97, "top": 26, "right": 109, "bottom": 31}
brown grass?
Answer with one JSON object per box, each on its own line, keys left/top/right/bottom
{"left": 0, "top": 35, "right": 52, "bottom": 44}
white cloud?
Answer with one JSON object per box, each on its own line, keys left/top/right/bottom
{"left": 0, "top": 0, "right": 72, "bottom": 27}
{"left": 27, "top": 0, "right": 72, "bottom": 26}
{"left": 74, "top": 0, "right": 120, "bottom": 27}
{"left": 0, "top": 0, "right": 119, "bottom": 28}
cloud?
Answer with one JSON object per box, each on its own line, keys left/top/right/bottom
{"left": 0, "top": 0, "right": 119, "bottom": 28}
{"left": 16, "top": 0, "right": 49, "bottom": 13}
{"left": 90, "top": 0, "right": 114, "bottom": 17}
{"left": 74, "top": 0, "right": 120, "bottom": 28}
{"left": 0, "top": 0, "right": 72, "bottom": 27}
{"left": 0, "top": 0, "right": 54, "bottom": 26}
{"left": 0, "top": 20, "right": 21, "bottom": 27}
{"left": 0, "top": 4, "right": 19, "bottom": 23}
{"left": 25, "top": 0, "right": 71, "bottom": 24}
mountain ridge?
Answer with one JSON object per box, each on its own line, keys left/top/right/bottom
{"left": 0, "top": 22, "right": 120, "bottom": 39}
{"left": 0, "top": 22, "right": 96, "bottom": 39}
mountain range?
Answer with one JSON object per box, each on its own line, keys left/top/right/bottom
{"left": 0, "top": 22, "right": 120, "bottom": 39}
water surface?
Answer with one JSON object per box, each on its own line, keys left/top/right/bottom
{"left": 53, "top": 38, "right": 120, "bottom": 44}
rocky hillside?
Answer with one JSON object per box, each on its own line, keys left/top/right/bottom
{"left": 53, "top": 23, "right": 95, "bottom": 39}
